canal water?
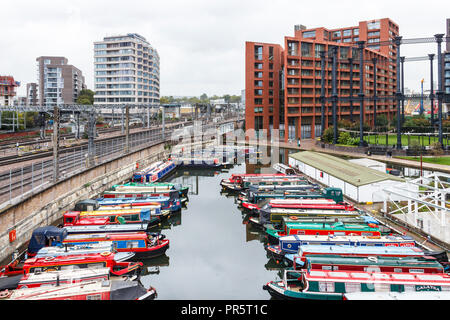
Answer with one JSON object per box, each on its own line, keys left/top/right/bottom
{"left": 138, "top": 163, "right": 280, "bottom": 300}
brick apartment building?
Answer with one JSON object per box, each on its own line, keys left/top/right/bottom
{"left": 246, "top": 18, "right": 400, "bottom": 141}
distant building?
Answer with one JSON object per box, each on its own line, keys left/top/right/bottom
{"left": 93, "top": 33, "right": 160, "bottom": 106}
{"left": 36, "top": 56, "right": 86, "bottom": 106}
{"left": 26, "top": 82, "right": 38, "bottom": 106}
{"left": 0, "top": 76, "right": 20, "bottom": 106}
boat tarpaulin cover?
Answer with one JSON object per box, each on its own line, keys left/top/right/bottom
{"left": 27, "top": 226, "right": 68, "bottom": 254}
{"left": 0, "top": 274, "right": 22, "bottom": 290}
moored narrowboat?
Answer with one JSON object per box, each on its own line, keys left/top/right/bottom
{"left": 132, "top": 160, "right": 177, "bottom": 183}
{"left": 95, "top": 196, "right": 183, "bottom": 212}
{"left": 284, "top": 244, "right": 449, "bottom": 267}
{"left": 63, "top": 232, "right": 170, "bottom": 259}
{"left": 113, "top": 182, "right": 189, "bottom": 198}
{"left": 265, "top": 218, "right": 381, "bottom": 244}
{"left": 5, "top": 277, "right": 157, "bottom": 300}
{"left": 263, "top": 269, "right": 450, "bottom": 300}
{"left": 265, "top": 233, "right": 416, "bottom": 261}
{"left": 299, "top": 255, "right": 445, "bottom": 274}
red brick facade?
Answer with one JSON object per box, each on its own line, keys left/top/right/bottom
{"left": 246, "top": 18, "right": 400, "bottom": 141}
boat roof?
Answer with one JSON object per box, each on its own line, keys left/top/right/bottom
{"left": 78, "top": 208, "right": 147, "bottom": 216}
{"left": 304, "top": 269, "right": 450, "bottom": 285}
{"left": 280, "top": 234, "right": 414, "bottom": 243}
{"left": 35, "top": 243, "right": 113, "bottom": 257}
{"left": 299, "top": 244, "right": 425, "bottom": 255}
{"left": 289, "top": 151, "right": 404, "bottom": 186}
{"left": 20, "top": 268, "right": 110, "bottom": 284}
{"left": 283, "top": 220, "right": 378, "bottom": 231}
{"left": 305, "top": 255, "right": 443, "bottom": 268}
{"left": 65, "top": 232, "right": 148, "bottom": 241}
{"left": 343, "top": 291, "right": 450, "bottom": 300}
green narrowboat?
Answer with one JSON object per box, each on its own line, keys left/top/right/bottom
{"left": 265, "top": 217, "right": 380, "bottom": 244}
{"left": 111, "top": 182, "right": 189, "bottom": 197}
{"left": 263, "top": 269, "right": 450, "bottom": 300}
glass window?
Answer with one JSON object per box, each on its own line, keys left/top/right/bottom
{"left": 343, "top": 30, "right": 352, "bottom": 37}
{"left": 318, "top": 281, "right": 335, "bottom": 292}
{"left": 333, "top": 31, "right": 341, "bottom": 37}
{"left": 367, "top": 21, "right": 380, "bottom": 30}
{"left": 301, "top": 42, "right": 312, "bottom": 57}
{"left": 303, "top": 31, "right": 316, "bottom": 38}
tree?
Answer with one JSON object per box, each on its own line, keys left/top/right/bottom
{"left": 200, "top": 93, "right": 208, "bottom": 101}
{"left": 76, "top": 89, "right": 95, "bottom": 105}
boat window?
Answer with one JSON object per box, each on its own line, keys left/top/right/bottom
{"left": 416, "top": 274, "right": 444, "bottom": 281}
{"left": 127, "top": 241, "right": 140, "bottom": 248}
{"left": 350, "top": 273, "right": 371, "bottom": 279}
{"left": 391, "top": 273, "right": 414, "bottom": 280}
{"left": 309, "top": 270, "right": 327, "bottom": 277}
{"left": 345, "top": 282, "right": 361, "bottom": 293}
{"left": 329, "top": 272, "right": 349, "bottom": 278}
{"left": 374, "top": 283, "right": 390, "bottom": 292}
{"left": 441, "top": 286, "right": 450, "bottom": 291}
{"left": 86, "top": 294, "right": 102, "bottom": 300}
{"left": 88, "top": 263, "right": 106, "bottom": 269}
{"left": 318, "top": 281, "right": 335, "bottom": 292}
{"left": 65, "top": 217, "right": 73, "bottom": 224}
{"left": 403, "top": 284, "right": 415, "bottom": 292}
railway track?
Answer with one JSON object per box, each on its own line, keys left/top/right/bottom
{"left": 0, "top": 122, "right": 187, "bottom": 167}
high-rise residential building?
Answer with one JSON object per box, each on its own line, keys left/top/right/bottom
{"left": 36, "top": 56, "right": 86, "bottom": 106}
{"left": 246, "top": 18, "right": 399, "bottom": 141}
{"left": 26, "top": 82, "right": 38, "bottom": 106}
{"left": 93, "top": 33, "right": 160, "bottom": 105}
{"left": 0, "top": 76, "right": 20, "bottom": 106}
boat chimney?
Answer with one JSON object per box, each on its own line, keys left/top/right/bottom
{"left": 56, "top": 274, "right": 60, "bottom": 287}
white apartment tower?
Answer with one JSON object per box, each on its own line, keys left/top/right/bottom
{"left": 93, "top": 33, "right": 160, "bottom": 105}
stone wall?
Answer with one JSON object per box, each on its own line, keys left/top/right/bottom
{"left": 0, "top": 142, "right": 167, "bottom": 263}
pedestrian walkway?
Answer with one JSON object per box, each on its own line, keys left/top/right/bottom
{"left": 246, "top": 138, "right": 450, "bottom": 174}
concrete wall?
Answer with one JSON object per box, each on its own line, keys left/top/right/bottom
{"left": 0, "top": 142, "right": 167, "bottom": 263}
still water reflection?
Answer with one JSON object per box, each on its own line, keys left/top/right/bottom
{"left": 139, "top": 164, "right": 281, "bottom": 300}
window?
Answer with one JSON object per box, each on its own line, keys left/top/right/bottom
{"left": 333, "top": 31, "right": 341, "bottom": 38}
{"left": 254, "top": 80, "right": 263, "bottom": 87}
{"left": 343, "top": 30, "right": 352, "bottom": 37}
{"left": 255, "top": 63, "right": 263, "bottom": 69}
{"left": 254, "top": 72, "right": 263, "bottom": 78}
{"left": 269, "top": 72, "right": 273, "bottom": 78}
{"left": 353, "top": 29, "right": 359, "bottom": 35}
{"left": 340, "top": 47, "right": 349, "bottom": 59}
{"left": 303, "top": 30, "right": 316, "bottom": 38}
{"left": 368, "top": 31, "right": 380, "bottom": 37}
{"left": 345, "top": 282, "right": 361, "bottom": 293}
{"left": 318, "top": 281, "right": 335, "bottom": 292}
{"left": 255, "top": 45, "right": 263, "bottom": 60}
{"left": 315, "top": 44, "right": 324, "bottom": 58}
{"left": 254, "top": 89, "right": 263, "bottom": 95}
{"left": 301, "top": 42, "right": 312, "bottom": 57}
{"left": 367, "top": 21, "right": 380, "bottom": 30}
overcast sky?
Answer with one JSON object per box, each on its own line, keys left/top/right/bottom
{"left": 2, "top": 0, "right": 448, "bottom": 98}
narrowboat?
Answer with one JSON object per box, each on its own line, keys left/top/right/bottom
{"left": 63, "top": 208, "right": 162, "bottom": 228}
{"left": 113, "top": 182, "right": 189, "bottom": 198}
{"left": 243, "top": 198, "right": 339, "bottom": 211}
{"left": 240, "top": 187, "right": 343, "bottom": 206}
{"left": 272, "top": 163, "right": 296, "bottom": 175}
{"left": 297, "top": 255, "right": 445, "bottom": 274}
{"left": 27, "top": 226, "right": 169, "bottom": 260}
{"left": 255, "top": 206, "right": 363, "bottom": 226}
{"left": 91, "top": 195, "right": 183, "bottom": 212}
{"left": 222, "top": 175, "right": 308, "bottom": 192}
{"left": 63, "top": 232, "right": 170, "bottom": 259}
{"left": 283, "top": 244, "right": 449, "bottom": 267}
{"left": 172, "top": 156, "right": 227, "bottom": 168}
{"left": 63, "top": 209, "right": 161, "bottom": 228}
{"left": 92, "top": 204, "right": 171, "bottom": 222}
{"left": 17, "top": 268, "right": 111, "bottom": 289}
{"left": 102, "top": 187, "right": 181, "bottom": 201}
{"left": 265, "top": 218, "right": 381, "bottom": 244}
{"left": 266, "top": 233, "right": 416, "bottom": 261}
{"left": 0, "top": 250, "right": 142, "bottom": 278}
{"left": 263, "top": 268, "right": 450, "bottom": 300}
{"left": 132, "top": 160, "right": 176, "bottom": 183}
{"left": 220, "top": 173, "right": 287, "bottom": 192}
{"left": 343, "top": 291, "right": 450, "bottom": 300}
{"left": 5, "top": 277, "right": 157, "bottom": 300}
